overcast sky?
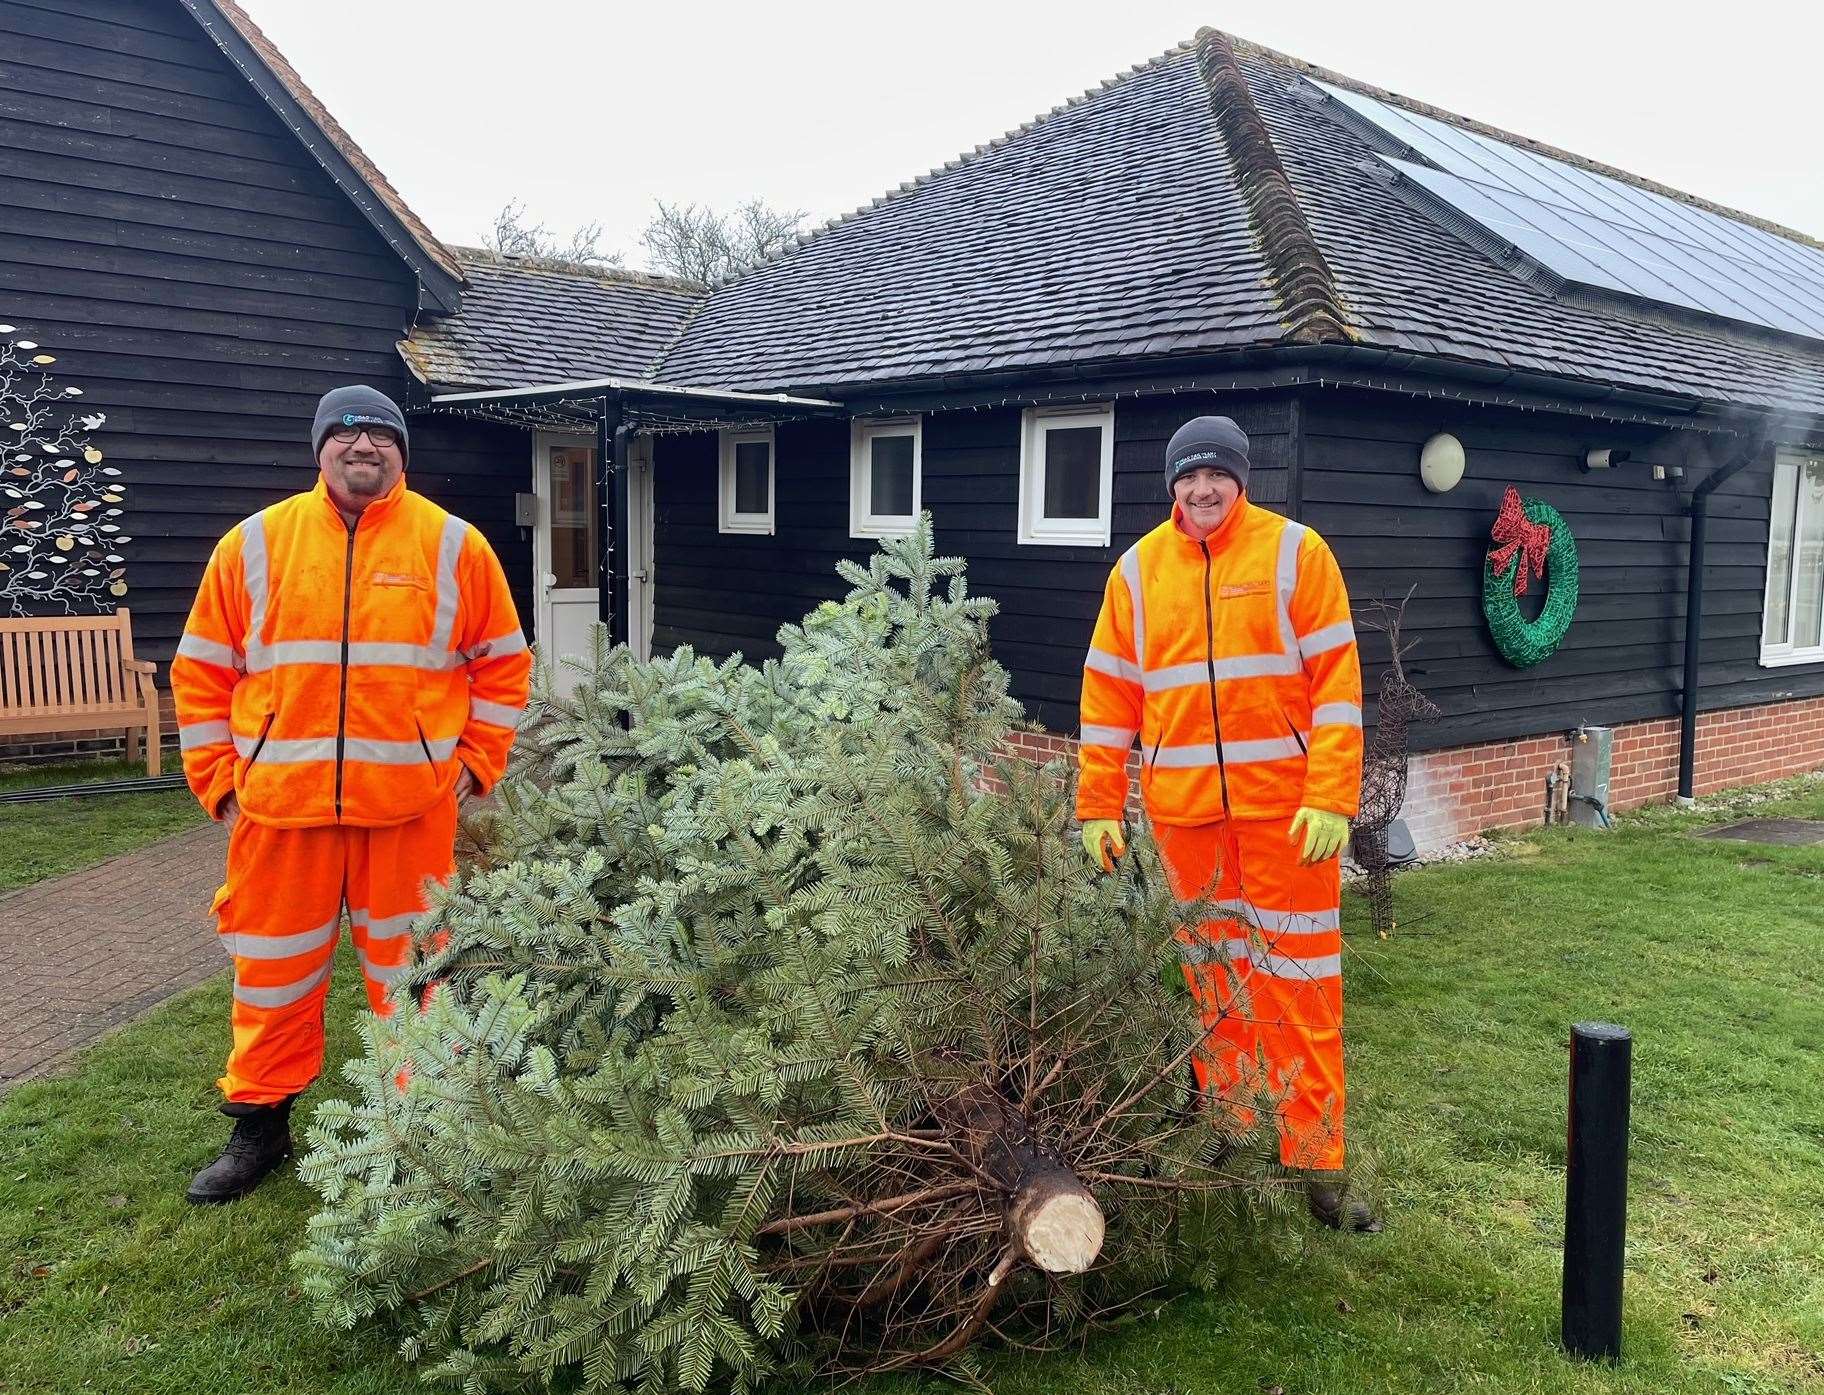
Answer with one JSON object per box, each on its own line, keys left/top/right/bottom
{"left": 238, "top": 0, "right": 1824, "bottom": 269}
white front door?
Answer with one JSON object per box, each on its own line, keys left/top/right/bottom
{"left": 533, "top": 433, "right": 654, "bottom": 696}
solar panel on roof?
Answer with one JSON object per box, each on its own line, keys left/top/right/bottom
{"left": 1309, "top": 79, "right": 1824, "bottom": 343}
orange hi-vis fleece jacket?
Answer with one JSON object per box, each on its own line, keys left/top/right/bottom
{"left": 1076, "top": 496, "right": 1363, "bottom": 826}
{"left": 171, "top": 475, "right": 532, "bottom": 828}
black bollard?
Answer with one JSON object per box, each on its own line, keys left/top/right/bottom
{"left": 1562, "top": 1021, "right": 1632, "bottom": 1363}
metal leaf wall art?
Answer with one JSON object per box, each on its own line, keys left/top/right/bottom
{"left": 0, "top": 326, "right": 126, "bottom": 617}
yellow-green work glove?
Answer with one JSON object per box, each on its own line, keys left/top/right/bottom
{"left": 1288, "top": 807, "right": 1350, "bottom": 866}
{"left": 1081, "top": 819, "right": 1127, "bottom": 873}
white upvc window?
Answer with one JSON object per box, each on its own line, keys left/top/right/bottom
{"left": 1761, "top": 446, "right": 1824, "bottom": 666}
{"left": 850, "top": 416, "right": 922, "bottom": 538}
{"left": 1017, "top": 403, "right": 1114, "bottom": 547}
{"left": 718, "top": 426, "right": 775, "bottom": 535}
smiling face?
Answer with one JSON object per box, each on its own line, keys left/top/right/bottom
{"left": 1171, "top": 465, "right": 1242, "bottom": 539}
{"left": 318, "top": 428, "right": 404, "bottom": 515}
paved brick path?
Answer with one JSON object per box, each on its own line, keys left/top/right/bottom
{"left": 0, "top": 820, "right": 229, "bottom": 1088}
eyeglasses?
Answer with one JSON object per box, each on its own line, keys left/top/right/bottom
{"left": 328, "top": 424, "right": 401, "bottom": 447}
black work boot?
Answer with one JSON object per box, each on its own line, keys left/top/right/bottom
{"left": 185, "top": 1097, "right": 295, "bottom": 1205}
{"left": 1305, "top": 1172, "right": 1383, "bottom": 1233}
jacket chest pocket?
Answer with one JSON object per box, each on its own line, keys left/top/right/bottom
{"left": 1207, "top": 583, "right": 1282, "bottom": 659}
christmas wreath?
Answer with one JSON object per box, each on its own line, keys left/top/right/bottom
{"left": 1483, "top": 486, "right": 1578, "bottom": 668}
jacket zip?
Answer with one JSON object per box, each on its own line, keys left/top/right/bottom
{"left": 333, "top": 515, "right": 357, "bottom": 822}
{"left": 1199, "top": 540, "right": 1232, "bottom": 817}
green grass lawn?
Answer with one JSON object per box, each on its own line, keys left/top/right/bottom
{"left": 0, "top": 757, "right": 203, "bottom": 894}
{"left": 2, "top": 776, "right": 1820, "bottom": 1395}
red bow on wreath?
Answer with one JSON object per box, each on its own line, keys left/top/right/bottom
{"left": 1487, "top": 485, "right": 1553, "bottom": 596}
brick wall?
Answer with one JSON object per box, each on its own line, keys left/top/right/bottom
{"left": 998, "top": 695, "right": 1824, "bottom": 852}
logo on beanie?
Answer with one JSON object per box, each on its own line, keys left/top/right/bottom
{"left": 341, "top": 412, "right": 390, "bottom": 427}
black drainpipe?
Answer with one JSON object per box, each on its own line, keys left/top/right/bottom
{"left": 1677, "top": 448, "right": 1758, "bottom": 802}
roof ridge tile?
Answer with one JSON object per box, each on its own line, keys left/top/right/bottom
{"left": 1193, "top": 28, "right": 1352, "bottom": 345}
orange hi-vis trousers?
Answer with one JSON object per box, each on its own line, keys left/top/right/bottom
{"left": 212, "top": 794, "right": 457, "bottom": 1105}
{"left": 1154, "top": 815, "right": 1347, "bottom": 1171}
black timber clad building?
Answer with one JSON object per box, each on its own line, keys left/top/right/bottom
{"left": 4, "top": 4, "right": 1823, "bottom": 781}
{"left": 0, "top": 0, "right": 530, "bottom": 660}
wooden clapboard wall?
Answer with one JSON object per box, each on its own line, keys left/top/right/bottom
{"left": 1300, "top": 387, "right": 1820, "bottom": 752}
{"left": 0, "top": 0, "right": 532, "bottom": 660}
{"left": 650, "top": 390, "right": 1295, "bottom": 732}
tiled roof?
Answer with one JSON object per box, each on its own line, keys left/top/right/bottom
{"left": 649, "top": 28, "right": 1824, "bottom": 415}
{"left": 192, "top": 0, "right": 464, "bottom": 287}
{"left": 400, "top": 251, "right": 704, "bottom": 391}
{"left": 656, "top": 43, "right": 1287, "bottom": 391}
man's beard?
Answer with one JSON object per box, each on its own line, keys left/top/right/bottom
{"left": 342, "top": 461, "right": 386, "bottom": 495}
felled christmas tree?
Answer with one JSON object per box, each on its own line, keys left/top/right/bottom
{"left": 297, "top": 523, "right": 1280, "bottom": 1393}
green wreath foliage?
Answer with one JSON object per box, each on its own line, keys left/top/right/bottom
{"left": 1483, "top": 498, "right": 1579, "bottom": 668}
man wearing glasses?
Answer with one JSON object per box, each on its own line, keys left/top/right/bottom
{"left": 171, "top": 385, "right": 531, "bottom": 1203}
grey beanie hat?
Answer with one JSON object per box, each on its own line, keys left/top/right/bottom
{"left": 1164, "top": 415, "right": 1249, "bottom": 495}
{"left": 312, "top": 385, "right": 409, "bottom": 464}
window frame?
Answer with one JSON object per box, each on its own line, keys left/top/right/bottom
{"left": 718, "top": 426, "right": 776, "bottom": 536}
{"left": 1016, "top": 403, "right": 1115, "bottom": 547}
{"left": 1759, "top": 446, "right": 1824, "bottom": 667}
{"left": 849, "top": 416, "right": 923, "bottom": 539}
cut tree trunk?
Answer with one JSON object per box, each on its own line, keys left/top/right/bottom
{"left": 947, "top": 1085, "right": 1105, "bottom": 1274}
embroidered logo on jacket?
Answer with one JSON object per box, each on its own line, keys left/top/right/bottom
{"left": 1219, "top": 580, "right": 1271, "bottom": 598}
{"left": 371, "top": 571, "right": 429, "bottom": 590}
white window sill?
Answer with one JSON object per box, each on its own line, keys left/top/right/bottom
{"left": 719, "top": 516, "right": 774, "bottom": 536}
{"left": 851, "top": 518, "right": 917, "bottom": 541}
{"left": 1018, "top": 528, "right": 1111, "bottom": 548}
{"left": 1759, "top": 648, "right": 1824, "bottom": 668}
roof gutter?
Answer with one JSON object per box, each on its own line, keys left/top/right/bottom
{"left": 826, "top": 342, "right": 1780, "bottom": 435}
{"left": 1676, "top": 445, "right": 1761, "bottom": 803}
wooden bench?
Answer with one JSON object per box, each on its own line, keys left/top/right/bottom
{"left": 0, "top": 609, "right": 163, "bottom": 775}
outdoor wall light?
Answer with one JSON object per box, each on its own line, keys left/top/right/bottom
{"left": 1583, "top": 447, "right": 1633, "bottom": 471}
{"left": 1419, "top": 432, "right": 1465, "bottom": 492}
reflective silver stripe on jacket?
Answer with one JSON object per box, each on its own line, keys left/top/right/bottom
{"left": 1221, "top": 734, "right": 1308, "bottom": 764}
{"left": 179, "top": 720, "right": 232, "bottom": 751}
{"left": 1276, "top": 521, "right": 1306, "bottom": 654}
{"left": 1149, "top": 737, "right": 1308, "bottom": 769}
{"left": 219, "top": 914, "right": 339, "bottom": 962}
{"left": 1085, "top": 647, "right": 1142, "bottom": 684}
{"left": 176, "top": 634, "right": 242, "bottom": 670}
{"left": 246, "top": 640, "right": 466, "bottom": 673}
{"left": 233, "top": 957, "right": 333, "bottom": 1008}
{"left": 468, "top": 628, "right": 528, "bottom": 660}
{"left": 1297, "top": 620, "right": 1356, "bottom": 659}
{"left": 1312, "top": 702, "right": 1363, "bottom": 727}
{"left": 1080, "top": 723, "right": 1137, "bottom": 750}
{"left": 349, "top": 734, "right": 461, "bottom": 764}
{"left": 469, "top": 698, "right": 525, "bottom": 729}
{"left": 241, "top": 511, "right": 272, "bottom": 664}
{"left": 429, "top": 516, "right": 467, "bottom": 654}
{"left": 235, "top": 733, "right": 334, "bottom": 762}
{"left": 1120, "top": 544, "right": 1145, "bottom": 672}
{"left": 234, "top": 734, "right": 460, "bottom": 764}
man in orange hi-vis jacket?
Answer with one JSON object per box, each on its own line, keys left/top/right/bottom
{"left": 172, "top": 385, "right": 531, "bottom": 1204}
{"left": 1076, "top": 415, "right": 1377, "bottom": 1231}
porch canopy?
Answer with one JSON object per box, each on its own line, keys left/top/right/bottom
{"left": 421, "top": 377, "right": 842, "bottom": 648}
